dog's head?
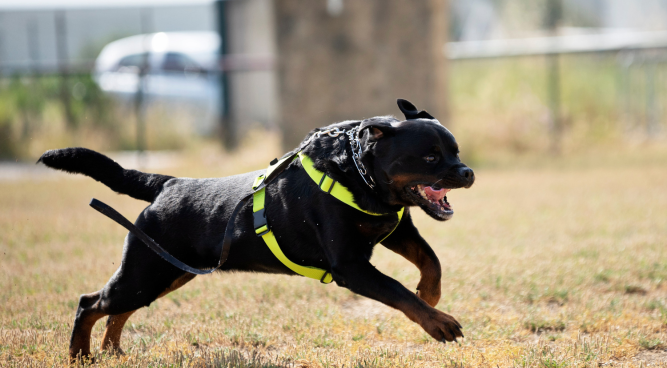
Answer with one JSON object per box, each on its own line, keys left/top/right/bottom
{"left": 359, "top": 99, "right": 475, "bottom": 221}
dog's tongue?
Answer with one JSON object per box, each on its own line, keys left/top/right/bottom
{"left": 424, "top": 186, "right": 449, "bottom": 202}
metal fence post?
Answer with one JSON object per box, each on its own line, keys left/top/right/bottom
{"left": 645, "top": 57, "right": 658, "bottom": 137}
{"left": 135, "top": 7, "right": 153, "bottom": 166}
{"left": 55, "top": 10, "right": 75, "bottom": 129}
{"left": 216, "top": 0, "right": 236, "bottom": 150}
{"left": 547, "top": 52, "right": 562, "bottom": 154}
{"left": 0, "top": 12, "right": 4, "bottom": 69}
{"left": 23, "top": 19, "right": 39, "bottom": 139}
{"left": 545, "top": 0, "right": 563, "bottom": 154}
{"left": 618, "top": 52, "right": 634, "bottom": 132}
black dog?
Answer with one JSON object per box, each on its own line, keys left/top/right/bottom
{"left": 39, "top": 99, "right": 474, "bottom": 361}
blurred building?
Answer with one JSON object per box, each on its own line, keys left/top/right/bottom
{"left": 0, "top": 0, "right": 276, "bottom": 138}
{"left": 0, "top": 5, "right": 215, "bottom": 69}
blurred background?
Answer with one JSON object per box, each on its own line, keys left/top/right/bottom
{"left": 0, "top": 0, "right": 666, "bottom": 166}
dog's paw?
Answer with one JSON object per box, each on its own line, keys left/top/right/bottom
{"left": 69, "top": 354, "right": 95, "bottom": 366}
{"left": 421, "top": 309, "right": 464, "bottom": 343}
{"left": 103, "top": 346, "right": 125, "bottom": 357}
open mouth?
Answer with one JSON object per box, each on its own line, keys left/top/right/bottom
{"left": 408, "top": 184, "right": 454, "bottom": 220}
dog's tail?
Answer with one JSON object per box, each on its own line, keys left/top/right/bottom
{"left": 38, "top": 147, "right": 174, "bottom": 202}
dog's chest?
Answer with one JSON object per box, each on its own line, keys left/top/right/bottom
{"left": 355, "top": 219, "right": 398, "bottom": 242}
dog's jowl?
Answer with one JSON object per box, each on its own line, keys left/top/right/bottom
{"left": 39, "top": 99, "right": 474, "bottom": 362}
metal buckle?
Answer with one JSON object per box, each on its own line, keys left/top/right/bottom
{"left": 318, "top": 173, "right": 336, "bottom": 194}
{"left": 253, "top": 175, "right": 265, "bottom": 190}
{"left": 253, "top": 209, "right": 269, "bottom": 236}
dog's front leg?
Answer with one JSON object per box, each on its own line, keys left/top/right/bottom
{"left": 381, "top": 212, "right": 441, "bottom": 307}
{"left": 331, "top": 260, "right": 462, "bottom": 342}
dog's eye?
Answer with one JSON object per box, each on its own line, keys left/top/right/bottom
{"left": 424, "top": 155, "right": 437, "bottom": 163}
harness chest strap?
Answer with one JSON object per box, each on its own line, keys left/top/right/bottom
{"left": 252, "top": 152, "right": 404, "bottom": 284}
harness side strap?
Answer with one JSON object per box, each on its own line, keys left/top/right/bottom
{"left": 252, "top": 187, "right": 334, "bottom": 284}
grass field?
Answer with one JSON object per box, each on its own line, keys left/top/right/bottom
{"left": 1, "top": 137, "right": 667, "bottom": 367}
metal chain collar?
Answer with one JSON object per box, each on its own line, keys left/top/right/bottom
{"left": 302, "top": 126, "right": 376, "bottom": 190}
{"left": 346, "top": 126, "right": 376, "bottom": 190}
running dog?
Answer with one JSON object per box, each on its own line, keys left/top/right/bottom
{"left": 39, "top": 99, "right": 474, "bottom": 362}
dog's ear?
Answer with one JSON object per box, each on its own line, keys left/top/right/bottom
{"left": 397, "top": 99, "right": 419, "bottom": 118}
{"left": 359, "top": 118, "right": 396, "bottom": 141}
{"left": 397, "top": 98, "right": 435, "bottom": 120}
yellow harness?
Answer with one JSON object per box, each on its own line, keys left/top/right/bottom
{"left": 252, "top": 153, "right": 404, "bottom": 284}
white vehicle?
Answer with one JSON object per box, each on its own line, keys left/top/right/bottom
{"left": 94, "top": 32, "right": 222, "bottom": 134}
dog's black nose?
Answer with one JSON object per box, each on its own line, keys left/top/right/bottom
{"left": 459, "top": 167, "right": 475, "bottom": 187}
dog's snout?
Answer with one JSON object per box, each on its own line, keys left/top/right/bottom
{"left": 460, "top": 167, "right": 475, "bottom": 187}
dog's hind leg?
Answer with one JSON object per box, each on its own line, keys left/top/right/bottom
{"left": 69, "top": 291, "right": 107, "bottom": 363}
{"left": 100, "top": 273, "right": 195, "bottom": 354}
{"left": 69, "top": 230, "right": 200, "bottom": 362}
{"left": 100, "top": 311, "right": 135, "bottom": 355}
{"left": 69, "top": 270, "right": 195, "bottom": 362}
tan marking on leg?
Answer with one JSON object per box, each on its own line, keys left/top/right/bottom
{"left": 157, "top": 273, "right": 196, "bottom": 298}
{"left": 69, "top": 311, "right": 105, "bottom": 363}
{"left": 98, "top": 273, "right": 196, "bottom": 356}
{"left": 416, "top": 265, "right": 442, "bottom": 307}
{"left": 69, "top": 291, "right": 107, "bottom": 363}
{"left": 101, "top": 310, "right": 136, "bottom": 354}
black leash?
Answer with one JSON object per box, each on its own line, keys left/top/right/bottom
{"left": 89, "top": 149, "right": 302, "bottom": 275}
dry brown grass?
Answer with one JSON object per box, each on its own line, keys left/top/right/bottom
{"left": 1, "top": 134, "right": 667, "bottom": 367}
